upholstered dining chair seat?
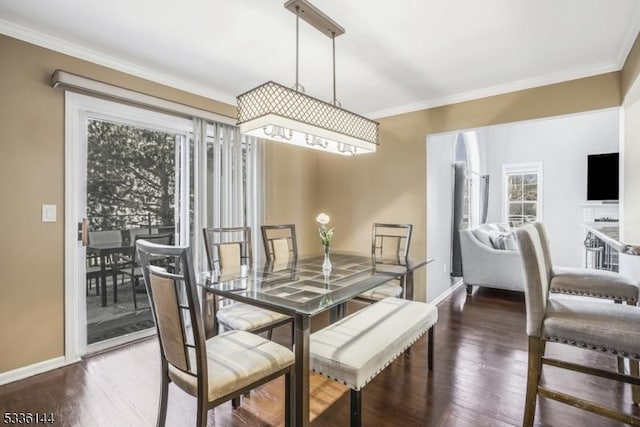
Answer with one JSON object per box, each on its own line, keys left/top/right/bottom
{"left": 137, "top": 240, "right": 294, "bottom": 427}
{"left": 532, "top": 222, "right": 639, "bottom": 305}
{"left": 203, "top": 226, "right": 291, "bottom": 342}
{"left": 217, "top": 303, "right": 290, "bottom": 332}
{"left": 168, "top": 329, "right": 294, "bottom": 402}
{"left": 551, "top": 266, "right": 639, "bottom": 304}
{"left": 358, "top": 282, "right": 403, "bottom": 300}
{"left": 544, "top": 295, "right": 640, "bottom": 357}
{"left": 516, "top": 224, "right": 640, "bottom": 426}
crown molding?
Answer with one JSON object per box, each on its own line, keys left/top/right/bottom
{"left": 0, "top": 18, "right": 238, "bottom": 106}
{"left": 2, "top": 16, "right": 636, "bottom": 121}
{"left": 615, "top": 2, "right": 640, "bottom": 68}
{"left": 366, "top": 62, "right": 620, "bottom": 119}
{"left": 369, "top": 8, "right": 640, "bottom": 121}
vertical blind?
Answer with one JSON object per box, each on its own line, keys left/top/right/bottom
{"left": 193, "top": 119, "right": 264, "bottom": 268}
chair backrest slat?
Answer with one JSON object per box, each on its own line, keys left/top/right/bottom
{"left": 137, "top": 240, "right": 207, "bottom": 383}
{"left": 261, "top": 224, "right": 298, "bottom": 263}
{"left": 372, "top": 223, "right": 413, "bottom": 258}
{"left": 202, "top": 227, "right": 252, "bottom": 271}
{"left": 148, "top": 271, "right": 190, "bottom": 371}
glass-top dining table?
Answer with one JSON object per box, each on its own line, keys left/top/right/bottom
{"left": 199, "top": 251, "right": 432, "bottom": 427}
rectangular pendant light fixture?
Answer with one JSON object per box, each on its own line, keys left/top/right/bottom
{"left": 236, "top": 0, "right": 379, "bottom": 155}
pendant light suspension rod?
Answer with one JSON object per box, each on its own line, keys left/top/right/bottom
{"left": 295, "top": 6, "right": 300, "bottom": 91}
{"left": 332, "top": 31, "right": 336, "bottom": 105}
{"left": 285, "top": 0, "right": 344, "bottom": 96}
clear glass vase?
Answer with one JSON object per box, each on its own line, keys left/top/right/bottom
{"left": 322, "top": 244, "right": 332, "bottom": 274}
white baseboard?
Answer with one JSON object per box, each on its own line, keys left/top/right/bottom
{"left": 84, "top": 328, "right": 155, "bottom": 356}
{"left": 0, "top": 356, "right": 79, "bottom": 386}
{"left": 431, "top": 278, "right": 465, "bottom": 306}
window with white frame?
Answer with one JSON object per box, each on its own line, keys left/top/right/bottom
{"left": 502, "top": 163, "right": 542, "bottom": 228}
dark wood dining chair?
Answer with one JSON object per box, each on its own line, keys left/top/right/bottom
{"left": 358, "top": 223, "right": 413, "bottom": 302}
{"left": 136, "top": 239, "right": 294, "bottom": 427}
{"left": 201, "top": 227, "right": 292, "bottom": 338}
{"left": 261, "top": 224, "right": 298, "bottom": 263}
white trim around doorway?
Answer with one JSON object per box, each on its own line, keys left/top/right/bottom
{"left": 64, "top": 92, "right": 193, "bottom": 361}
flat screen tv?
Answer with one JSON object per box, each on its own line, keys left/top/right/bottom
{"left": 587, "top": 152, "right": 619, "bottom": 201}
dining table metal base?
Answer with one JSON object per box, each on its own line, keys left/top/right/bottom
{"left": 294, "top": 314, "right": 311, "bottom": 427}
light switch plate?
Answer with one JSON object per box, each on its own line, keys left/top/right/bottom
{"left": 42, "top": 204, "right": 57, "bottom": 222}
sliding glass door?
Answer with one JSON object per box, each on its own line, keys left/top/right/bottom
{"left": 66, "top": 93, "right": 262, "bottom": 357}
{"left": 67, "top": 93, "right": 192, "bottom": 354}
{"left": 85, "top": 118, "right": 189, "bottom": 347}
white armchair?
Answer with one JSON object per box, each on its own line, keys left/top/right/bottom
{"left": 460, "top": 224, "right": 524, "bottom": 294}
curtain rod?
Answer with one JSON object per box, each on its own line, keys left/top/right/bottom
{"left": 51, "top": 70, "right": 236, "bottom": 126}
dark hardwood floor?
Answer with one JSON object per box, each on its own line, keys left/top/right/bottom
{"left": 1, "top": 286, "right": 638, "bottom": 426}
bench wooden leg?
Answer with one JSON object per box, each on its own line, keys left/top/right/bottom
{"left": 428, "top": 326, "right": 434, "bottom": 371}
{"left": 631, "top": 359, "right": 640, "bottom": 405}
{"left": 231, "top": 396, "right": 241, "bottom": 409}
{"left": 350, "top": 389, "right": 361, "bottom": 427}
{"left": 617, "top": 300, "right": 626, "bottom": 374}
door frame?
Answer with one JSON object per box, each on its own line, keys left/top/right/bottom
{"left": 64, "top": 92, "right": 192, "bottom": 359}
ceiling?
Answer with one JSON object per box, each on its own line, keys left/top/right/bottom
{"left": 2, "top": 0, "right": 640, "bottom": 118}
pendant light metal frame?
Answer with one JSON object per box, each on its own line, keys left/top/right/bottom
{"left": 236, "top": 0, "right": 379, "bottom": 155}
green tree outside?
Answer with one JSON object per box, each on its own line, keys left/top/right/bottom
{"left": 87, "top": 119, "right": 175, "bottom": 231}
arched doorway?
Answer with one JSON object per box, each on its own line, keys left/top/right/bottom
{"left": 451, "top": 131, "right": 484, "bottom": 276}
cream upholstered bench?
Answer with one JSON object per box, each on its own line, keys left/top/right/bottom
{"left": 310, "top": 297, "right": 438, "bottom": 427}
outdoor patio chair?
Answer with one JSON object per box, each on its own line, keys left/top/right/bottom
{"left": 120, "top": 232, "right": 173, "bottom": 309}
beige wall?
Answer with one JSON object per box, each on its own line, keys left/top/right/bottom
{"left": 317, "top": 73, "right": 621, "bottom": 302}
{"left": 0, "top": 35, "right": 311, "bottom": 373}
{"left": 2, "top": 29, "right": 638, "bottom": 374}
{"left": 263, "top": 142, "right": 319, "bottom": 255}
